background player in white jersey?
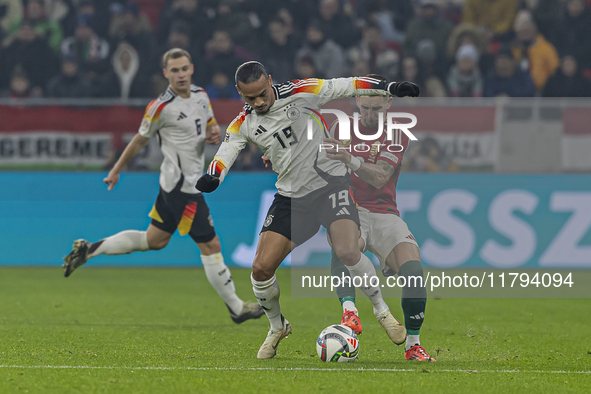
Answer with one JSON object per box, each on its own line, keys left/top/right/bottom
{"left": 197, "top": 61, "right": 420, "bottom": 358}
{"left": 62, "top": 49, "right": 264, "bottom": 324}
{"left": 324, "top": 74, "right": 434, "bottom": 361}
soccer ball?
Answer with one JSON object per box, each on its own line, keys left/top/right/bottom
{"left": 316, "top": 324, "right": 360, "bottom": 362}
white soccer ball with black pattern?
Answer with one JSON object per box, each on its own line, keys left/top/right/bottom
{"left": 316, "top": 324, "right": 359, "bottom": 362}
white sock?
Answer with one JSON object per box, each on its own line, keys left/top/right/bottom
{"left": 87, "top": 230, "right": 149, "bottom": 259}
{"left": 342, "top": 300, "right": 358, "bottom": 314}
{"left": 346, "top": 254, "right": 389, "bottom": 315}
{"left": 406, "top": 334, "right": 420, "bottom": 351}
{"left": 202, "top": 253, "right": 244, "bottom": 315}
{"left": 251, "top": 274, "right": 283, "bottom": 332}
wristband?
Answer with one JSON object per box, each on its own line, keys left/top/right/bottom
{"left": 347, "top": 156, "right": 363, "bottom": 172}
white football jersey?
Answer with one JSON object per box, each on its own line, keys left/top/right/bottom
{"left": 139, "top": 85, "right": 215, "bottom": 194}
{"left": 207, "top": 77, "right": 389, "bottom": 198}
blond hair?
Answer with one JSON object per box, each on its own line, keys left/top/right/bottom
{"left": 162, "top": 48, "right": 192, "bottom": 69}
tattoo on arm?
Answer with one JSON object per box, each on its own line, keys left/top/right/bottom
{"left": 355, "top": 160, "right": 396, "bottom": 189}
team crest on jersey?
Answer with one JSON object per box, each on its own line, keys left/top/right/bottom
{"left": 327, "top": 80, "right": 333, "bottom": 90}
{"left": 264, "top": 214, "right": 274, "bottom": 227}
{"left": 286, "top": 107, "right": 301, "bottom": 121}
{"left": 341, "top": 139, "right": 351, "bottom": 147}
{"left": 198, "top": 100, "right": 208, "bottom": 111}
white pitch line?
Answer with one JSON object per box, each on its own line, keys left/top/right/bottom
{"left": 0, "top": 365, "right": 589, "bottom": 374}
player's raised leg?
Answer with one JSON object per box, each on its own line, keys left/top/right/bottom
{"left": 385, "top": 242, "right": 435, "bottom": 361}
{"left": 251, "top": 231, "right": 293, "bottom": 359}
{"left": 62, "top": 224, "right": 167, "bottom": 277}
{"left": 330, "top": 219, "right": 406, "bottom": 345}
{"left": 197, "top": 235, "right": 264, "bottom": 324}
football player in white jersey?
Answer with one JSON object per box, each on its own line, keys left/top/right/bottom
{"left": 197, "top": 61, "right": 420, "bottom": 358}
{"left": 63, "top": 49, "right": 264, "bottom": 324}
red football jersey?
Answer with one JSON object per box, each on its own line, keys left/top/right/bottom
{"left": 332, "top": 117, "right": 409, "bottom": 215}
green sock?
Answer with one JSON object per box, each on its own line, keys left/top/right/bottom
{"left": 398, "top": 260, "right": 426, "bottom": 335}
{"left": 330, "top": 248, "right": 355, "bottom": 304}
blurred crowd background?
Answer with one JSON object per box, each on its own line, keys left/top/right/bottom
{"left": 1, "top": 0, "right": 591, "bottom": 100}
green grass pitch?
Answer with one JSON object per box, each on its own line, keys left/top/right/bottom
{"left": 0, "top": 267, "right": 589, "bottom": 393}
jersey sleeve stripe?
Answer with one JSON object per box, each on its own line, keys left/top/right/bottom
{"left": 276, "top": 79, "right": 323, "bottom": 98}
{"left": 144, "top": 99, "right": 168, "bottom": 122}
{"left": 353, "top": 77, "right": 387, "bottom": 91}
{"left": 228, "top": 105, "right": 252, "bottom": 135}
{"left": 207, "top": 156, "right": 227, "bottom": 176}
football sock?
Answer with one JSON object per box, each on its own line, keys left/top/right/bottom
{"left": 202, "top": 252, "right": 243, "bottom": 316}
{"left": 330, "top": 248, "right": 356, "bottom": 310}
{"left": 346, "top": 254, "right": 389, "bottom": 315}
{"left": 399, "top": 260, "right": 427, "bottom": 341}
{"left": 87, "top": 230, "right": 149, "bottom": 259}
{"left": 251, "top": 274, "right": 283, "bottom": 332}
{"left": 406, "top": 334, "right": 420, "bottom": 351}
{"left": 342, "top": 299, "right": 357, "bottom": 314}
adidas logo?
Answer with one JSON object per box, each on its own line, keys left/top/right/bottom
{"left": 409, "top": 312, "right": 425, "bottom": 320}
{"left": 336, "top": 207, "right": 350, "bottom": 216}
{"left": 406, "top": 234, "right": 416, "bottom": 241}
{"left": 177, "top": 112, "right": 187, "bottom": 120}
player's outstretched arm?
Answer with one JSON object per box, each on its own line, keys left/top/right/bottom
{"left": 308, "top": 77, "right": 420, "bottom": 107}
{"left": 324, "top": 138, "right": 395, "bottom": 189}
{"left": 104, "top": 134, "right": 150, "bottom": 191}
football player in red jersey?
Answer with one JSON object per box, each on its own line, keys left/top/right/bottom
{"left": 325, "top": 74, "right": 435, "bottom": 361}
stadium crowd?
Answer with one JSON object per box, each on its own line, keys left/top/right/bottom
{"left": 1, "top": 0, "right": 591, "bottom": 100}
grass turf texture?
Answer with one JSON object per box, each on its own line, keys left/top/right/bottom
{"left": 0, "top": 268, "right": 589, "bottom": 393}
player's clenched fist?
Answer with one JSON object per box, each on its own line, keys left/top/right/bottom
{"left": 196, "top": 174, "right": 220, "bottom": 193}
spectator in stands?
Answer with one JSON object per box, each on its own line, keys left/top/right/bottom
{"left": 0, "top": 20, "right": 58, "bottom": 94}
{"left": 46, "top": 54, "right": 92, "bottom": 98}
{"left": 296, "top": 21, "right": 345, "bottom": 78}
{"left": 543, "top": 55, "right": 591, "bottom": 97}
{"left": 317, "top": 0, "right": 359, "bottom": 49}
{"left": 359, "top": 0, "right": 414, "bottom": 44}
{"left": 511, "top": 10, "right": 559, "bottom": 93}
{"left": 259, "top": 18, "right": 297, "bottom": 84}
{"left": 400, "top": 55, "right": 445, "bottom": 97}
{"left": 158, "top": 0, "right": 212, "bottom": 53}
{"left": 462, "top": 0, "right": 517, "bottom": 41}
{"left": 279, "top": 0, "right": 316, "bottom": 34}
{"left": 414, "top": 39, "right": 447, "bottom": 96}
{"left": 96, "top": 41, "right": 150, "bottom": 99}
{"left": 0, "top": 0, "right": 23, "bottom": 40}
{"left": 108, "top": 1, "right": 154, "bottom": 64}
{"left": 447, "top": 23, "right": 492, "bottom": 76}
{"left": 484, "top": 45, "right": 535, "bottom": 97}
{"left": 524, "top": 0, "right": 561, "bottom": 40}
{"left": 61, "top": 14, "right": 110, "bottom": 81}
{"left": 351, "top": 59, "right": 371, "bottom": 77}
{"left": 347, "top": 23, "right": 400, "bottom": 81}
{"left": 212, "top": 0, "right": 257, "bottom": 52}
{"left": 61, "top": 0, "right": 110, "bottom": 38}
{"left": 204, "top": 29, "right": 252, "bottom": 84}
{"left": 447, "top": 44, "right": 483, "bottom": 97}
{"left": 275, "top": 6, "right": 305, "bottom": 47}
{"left": 295, "top": 54, "right": 322, "bottom": 79}
{"left": 4, "top": 0, "right": 62, "bottom": 53}
{"left": 1, "top": 66, "right": 35, "bottom": 98}
{"left": 206, "top": 71, "right": 240, "bottom": 100}
{"left": 406, "top": 136, "right": 459, "bottom": 172}
{"left": 552, "top": 0, "right": 591, "bottom": 71}
{"left": 153, "top": 20, "right": 204, "bottom": 90}
{"left": 404, "top": 0, "right": 453, "bottom": 78}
